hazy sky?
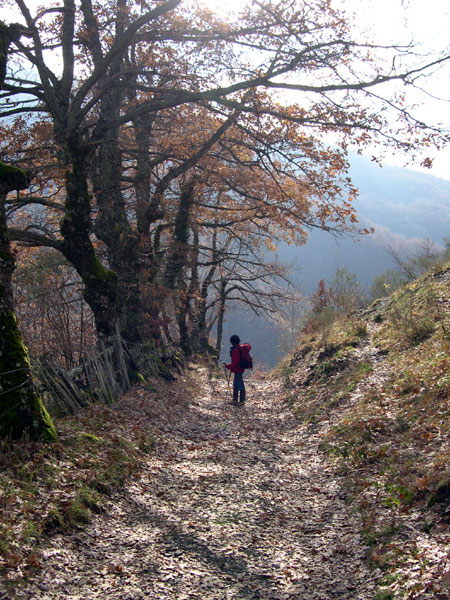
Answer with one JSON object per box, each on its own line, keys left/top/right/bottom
{"left": 206, "top": 0, "right": 450, "bottom": 180}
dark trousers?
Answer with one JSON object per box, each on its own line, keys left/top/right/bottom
{"left": 233, "top": 372, "right": 246, "bottom": 403}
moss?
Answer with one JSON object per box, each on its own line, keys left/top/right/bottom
{"left": 88, "top": 254, "right": 117, "bottom": 296}
{"left": 0, "top": 310, "right": 58, "bottom": 442}
{"left": 30, "top": 398, "right": 58, "bottom": 442}
{"left": 428, "top": 480, "right": 450, "bottom": 506}
{"left": 138, "top": 431, "right": 157, "bottom": 453}
{"left": 43, "top": 508, "right": 65, "bottom": 534}
{"left": 136, "top": 371, "right": 147, "bottom": 384}
{"left": 78, "top": 432, "right": 102, "bottom": 444}
{"left": 76, "top": 486, "right": 102, "bottom": 513}
{"left": 67, "top": 502, "right": 91, "bottom": 526}
{"left": 0, "top": 161, "right": 28, "bottom": 191}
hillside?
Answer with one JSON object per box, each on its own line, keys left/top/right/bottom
{"left": 3, "top": 266, "right": 450, "bottom": 600}
{"left": 281, "top": 155, "right": 450, "bottom": 293}
{"left": 277, "top": 262, "right": 450, "bottom": 598}
{"left": 225, "top": 156, "right": 450, "bottom": 369}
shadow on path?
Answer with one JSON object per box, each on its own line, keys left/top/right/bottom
{"left": 16, "top": 371, "right": 379, "bottom": 600}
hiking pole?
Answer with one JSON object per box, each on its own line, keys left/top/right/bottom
{"left": 223, "top": 364, "right": 232, "bottom": 403}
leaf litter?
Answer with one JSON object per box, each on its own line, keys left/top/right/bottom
{"left": 11, "top": 366, "right": 380, "bottom": 600}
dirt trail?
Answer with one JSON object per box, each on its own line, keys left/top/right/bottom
{"left": 19, "top": 370, "right": 380, "bottom": 600}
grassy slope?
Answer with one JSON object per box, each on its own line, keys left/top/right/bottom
{"left": 278, "top": 263, "right": 450, "bottom": 600}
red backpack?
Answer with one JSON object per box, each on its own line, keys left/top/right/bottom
{"left": 238, "top": 343, "right": 253, "bottom": 370}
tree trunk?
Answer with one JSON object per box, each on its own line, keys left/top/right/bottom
{"left": 189, "top": 286, "right": 215, "bottom": 355}
{"left": 60, "top": 145, "right": 119, "bottom": 341}
{"left": 133, "top": 113, "right": 164, "bottom": 335}
{"left": 163, "top": 180, "right": 196, "bottom": 354}
{"left": 177, "top": 291, "right": 192, "bottom": 355}
{"left": 0, "top": 24, "right": 57, "bottom": 441}
{"left": 90, "top": 72, "right": 145, "bottom": 344}
{"left": 91, "top": 134, "right": 143, "bottom": 343}
{"left": 0, "top": 165, "right": 58, "bottom": 441}
{"left": 163, "top": 179, "right": 195, "bottom": 290}
{"left": 188, "top": 229, "right": 219, "bottom": 355}
{"left": 215, "top": 282, "right": 227, "bottom": 358}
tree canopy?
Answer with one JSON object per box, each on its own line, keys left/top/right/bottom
{"left": 1, "top": 0, "right": 449, "bottom": 354}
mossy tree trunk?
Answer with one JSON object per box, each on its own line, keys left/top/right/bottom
{"left": 0, "top": 166, "right": 58, "bottom": 441}
{"left": 80, "top": 8, "right": 143, "bottom": 344}
{"left": 90, "top": 102, "right": 144, "bottom": 345}
{"left": 60, "top": 144, "right": 119, "bottom": 341}
{"left": 0, "top": 22, "right": 57, "bottom": 441}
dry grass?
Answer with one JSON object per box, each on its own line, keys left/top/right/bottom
{"left": 282, "top": 264, "right": 450, "bottom": 599}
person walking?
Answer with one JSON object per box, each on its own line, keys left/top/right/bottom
{"left": 224, "top": 334, "right": 247, "bottom": 405}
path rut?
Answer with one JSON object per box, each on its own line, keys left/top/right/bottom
{"left": 19, "top": 370, "right": 380, "bottom": 600}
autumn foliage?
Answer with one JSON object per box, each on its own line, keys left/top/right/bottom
{"left": 0, "top": 0, "right": 448, "bottom": 363}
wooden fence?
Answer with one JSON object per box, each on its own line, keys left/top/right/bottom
{"left": 32, "top": 328, "right": 134, "bottom": 416}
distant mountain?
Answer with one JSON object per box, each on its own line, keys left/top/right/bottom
{"left": 282, "top": 154, "right": 450, "bottom": 292}
{"left": 220, "top": 154, "right": 450, "bottom": 367}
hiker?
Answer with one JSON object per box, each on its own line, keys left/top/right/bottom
{"left": 224, "top": 334, "right": 252, "bottom": 405}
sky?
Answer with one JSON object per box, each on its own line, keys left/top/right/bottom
{"left": 340, "top": 0, "right": 450, "bottom": 179}
{"left": 204, "top": 0, "right": 450, "bottom": 180}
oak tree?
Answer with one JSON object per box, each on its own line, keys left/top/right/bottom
{"left": 1, "top": 0, "right": 449, "bottom": 358}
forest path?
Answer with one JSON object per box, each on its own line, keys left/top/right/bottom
{"left": 21, "top": 370, "right": 380, "bottom": 600}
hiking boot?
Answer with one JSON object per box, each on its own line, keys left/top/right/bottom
{"left": 232, "top": 389, "right": 239, "bottom": 405}
{"left": 239, "top": 389, "right": 246, "bottom": 404}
